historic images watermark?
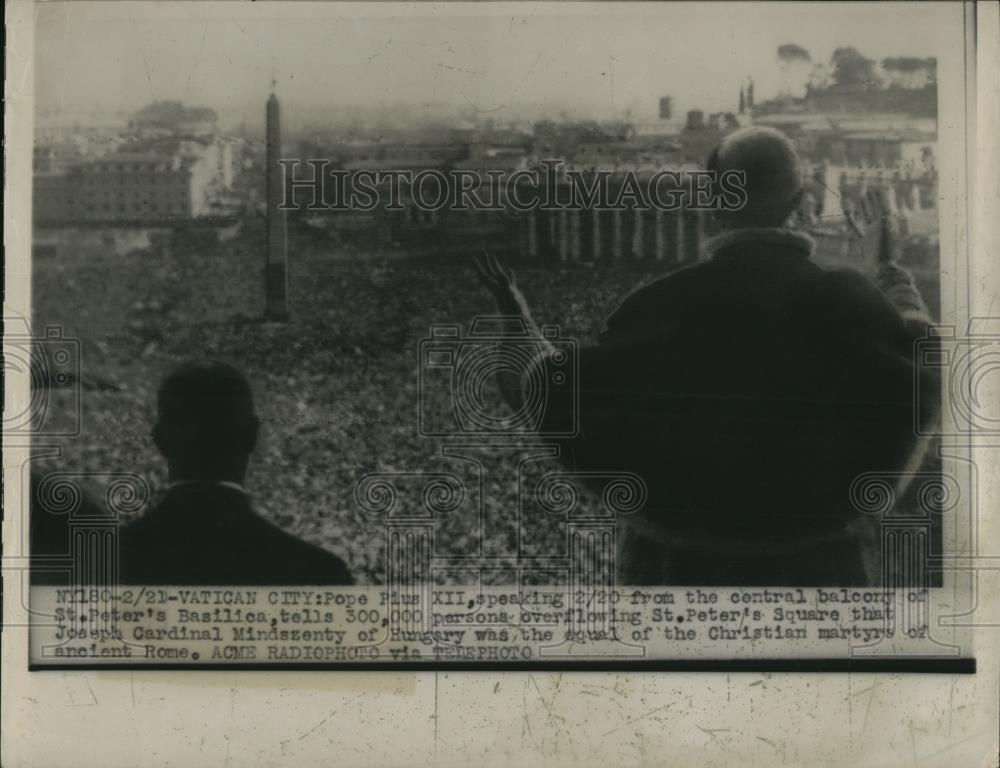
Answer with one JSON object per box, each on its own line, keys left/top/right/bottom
{"left": 276, "top": 159, "right": 749, "bottom": 213}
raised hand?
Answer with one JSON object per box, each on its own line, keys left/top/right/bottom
{"left": 474, "top": 251, "right": 522, "bottom": 315}
{"left": 842, "top": 184, "right": 904, "bottom": 271}
{"left": 472, "top": 251, "right": 550, "bottom": 411}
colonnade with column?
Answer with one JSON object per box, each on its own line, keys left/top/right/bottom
{"left": 519, "top": 203, "right": 706, "bottom": 264}
{"left": 382, "top": 170, "right": 710, "bottom": 261}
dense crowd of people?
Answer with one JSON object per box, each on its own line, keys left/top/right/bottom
{"left": 31, "top": 128, "right": 942, "bottom": 585}
{"left": 32, "top": 223, "right": 683, "bottom": 582}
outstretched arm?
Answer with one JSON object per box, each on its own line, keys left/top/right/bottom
{"left": 842, "top": 185, "right": 940, "bottom": 439}
{"left": 843, "top": 185, "right": 931, "bottom": 331}
{"left": 473, "top": 252, "right": 557, "bottom": 413}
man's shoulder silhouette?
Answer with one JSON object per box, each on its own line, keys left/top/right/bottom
{"left": 541, "top": 227, "right": 930, "bottom": 530}
{"left": 601, "top": 261, "right": 713, "bottom": 342}
{"left": 118, "top": 483, "right": 354, "bottom": 586}
{"left": 602, "top": 232, "right": 916, "bottom": 353}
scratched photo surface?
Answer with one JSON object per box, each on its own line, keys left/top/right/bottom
{"left": 28, "top": 2, "right": 950, "bottom": 592}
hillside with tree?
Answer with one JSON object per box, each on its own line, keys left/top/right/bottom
{"left": 756, "top": 45, "right": 936, "bottom": 116}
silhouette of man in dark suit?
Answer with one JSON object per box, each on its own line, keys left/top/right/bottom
{"left": 476, "top": 126, "right": 939, "bottom": 587}
{"left": 119, "top": 360, "right": 353, "bottom": 585}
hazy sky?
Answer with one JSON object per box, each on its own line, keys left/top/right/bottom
{"left": 34, "top": 2, "right": 958, "bottom": 122}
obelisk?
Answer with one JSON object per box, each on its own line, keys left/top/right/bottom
{"left": 265, "top": 91, "right": 289, "bottom": 320}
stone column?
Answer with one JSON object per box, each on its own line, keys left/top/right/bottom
{"left": 605, "top": 209, "right": 622, "bottom": 260}
{"left": 535, "top": 208, "right": 550, "bottom": 260}
{"left": 569, "top": 209, "right": 582, "bottom": 262}
{"left": 633, "top": 209, "right": 645, "bottom": 259}
{"left": 559, "top": 209, "right": 571, "bottom": 262}
{"left": 681, "top": 204, "right": 703, "bottom": 263}
{"left": 663, "top": 208, "right": 681, "bottom": 264}
{"left": 526, "top": 209, "right": 539, "bottom": 259}
{"left": 585, "top": 207, "right": 600, "bottom": 261}
{"left": 653, "top": 209, "right": 666, "bottom": 260}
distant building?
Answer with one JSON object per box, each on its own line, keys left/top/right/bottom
{"left": 568, "top": 137, "right": 681, "bottom": 170}
{"left": 33, "top": 138, "right": 238, "bottom": 224}
{"left": 750, "top": 111, "right": 936, "bottom": 169}
{"left": 33, "top": 142, "right": 82, "bottom": 174}
{"left": 837, "top": 129, "right": 935, "bottom": 169}
{"left": 128, "top": 101, "right": 218, "bottom": 138}
{"left": 659, "top": 96, "right": 673, "bottom": 121}
{"left": 749, "top": 82, "right": 937, "bottom": 166}
{"left": 327, "top": 142, "right": 467, "bottom": 172}
{"left": 33, "top": 170, "right": 78, "bottom": 221}
{"left": 685, "top": 110, "right": 706, "bottom": 132}
{"left": 455, "top": 130, "right": 532, "bottom": 171}
{"left": 455, "top": 144, "right": 529, "bottom": 171}
{"left": 34, "top": 109, "right": 129, "bottom": 137}
{"left": 706, "top": 112, "right": 741, "bottom": 132}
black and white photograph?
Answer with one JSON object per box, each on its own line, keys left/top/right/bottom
{"left": 16, "top": 0, "right": 985, "bottom": 665}
{"left": 4, "top": 1, "right": 999, "bottom": 764}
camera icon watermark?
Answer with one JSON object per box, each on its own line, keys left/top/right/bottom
{"left": 4, "top": 318, "right": 82, "bottom": 437}
{"left": 915, "top": 319, "right": 1000, "bottom": 438}
{"left": 418, "top": 316, "right": 578, "bottom": 437}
